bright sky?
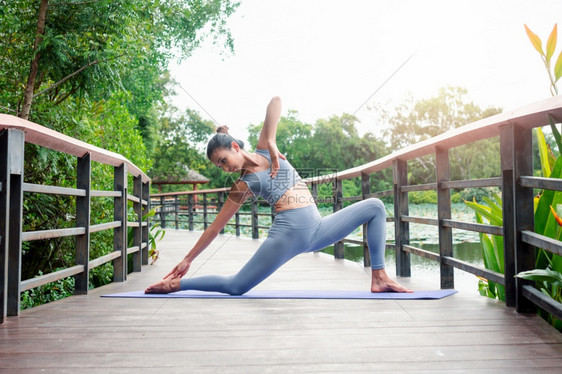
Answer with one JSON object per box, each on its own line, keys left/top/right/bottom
{"left": 169, "top": 0, "right": 562, "bottom": 145}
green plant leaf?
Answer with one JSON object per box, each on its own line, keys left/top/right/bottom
{"left": 516, "top": 268, "right": 562, "bottom": 288}
{"left": 548, "top": 115, "right": 562, "bottom": 156}
{"left": 555, "top": 51, "right": 562, "bottom": 82}
{"left": 525, "top": 24, "right": 545, "bottom": 56}
{"left": 464, "top": 199, "right": 502, "bottom": 226}
{"left": 546, "top": 24, "right": 558, "bottom": 62}
{"left": 535, "top": 156, "right": 562, "bottom": 234}
{"left": 537, "top": 127, "right": 552, "bottom": 177}
{"left": 482, "top": 196, "right": 503, "bottom": 221}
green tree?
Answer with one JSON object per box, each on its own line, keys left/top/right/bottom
{"left": 1, "top": 0, "right": 240, "bottom": 306}
{"left": 150, "top": 108, "right": 218, "bottom": 192}
{"left": 1, "top": 0, "right": 238, "bottom": 121}
{"left": 377, "top": 86, "right": 502, "bottom": 184}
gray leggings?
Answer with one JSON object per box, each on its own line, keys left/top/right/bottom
{"left": 180, "top": 198, "right": 387, "bottom": 295}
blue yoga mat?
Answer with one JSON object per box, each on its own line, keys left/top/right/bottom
{"left": 101, "top": 289, "right": 457, "bottom": 300}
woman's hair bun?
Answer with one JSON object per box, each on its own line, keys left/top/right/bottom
{"left": 216, "top": 125, "right": 229, "bottom": 135}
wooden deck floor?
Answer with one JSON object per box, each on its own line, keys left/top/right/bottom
{"left": 1, "top": 229, "right": 562, "bottom": 373}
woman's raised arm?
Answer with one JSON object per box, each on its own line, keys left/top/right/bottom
{"left": 256, "top": 96, "right": 283, "bottom": 177}
{"left": 163, "top": 180, "right": 251, "bottom": 280}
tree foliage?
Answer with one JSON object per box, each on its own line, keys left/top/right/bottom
{"left": 377, "top": 86, "right": 502, "bottom": 184}
{"left": 1, "top": 0, "right": 240, "bottom": 304}
{"left": 247, "top": 111, "right": 392, "bottom": 200}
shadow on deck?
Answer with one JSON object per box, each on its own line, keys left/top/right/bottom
{"left": 1, "top": 229, "right": 562, "bottom": 373}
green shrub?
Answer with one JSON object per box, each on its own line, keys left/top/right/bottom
{"left": 459, "top": 187, "right": 498, "bottom": 203}
{"left": 409, "top": 190, "right": 437, "bottom": 204}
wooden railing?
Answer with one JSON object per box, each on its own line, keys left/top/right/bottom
{"left": 153, "top": 96, "right": 562, "bottom": 319}
{"left": 0, "top": 114, "right": 150, "bottom": 323}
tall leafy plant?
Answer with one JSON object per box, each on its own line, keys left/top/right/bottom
{"left": 514, "top": 24, "right": 562, "bottom": 330}
{"left": 464, "top": 195, "right": 505, "bottom": 301}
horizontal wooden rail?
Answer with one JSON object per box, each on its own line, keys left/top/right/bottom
{"left": 441, "top": 177, "right": 502, "bottom": 189}
{"left": 22, "top": 227, "right": 86, "bottom": 241}
{"left": 403, "top": 245, "right": 440, "bottom": 262}
{"left": 0, "top": 114, "right": 149, "bottom": 182}
{"left": 522, "top": 285, "right": 562, "bottom": 320}
{"left": 90, "top": 221, "right": 121, "bottom": 233}
{"left": 401, "top": 183, "right": 437, "bottom": 192}
{"left": 442, "top": 256, "right": 505, "bottom": 285}
{"left": 91, "top": 190, "right": 122, "bottom": 198}
{"left": 521, "top": 230, "right": 562, "bottom": 256}
{"left": 520, "top": 176, "right": 562, "bottom": 191}
{"left": 442, "top": 220, "right": 503, "bottom": 236}
{"left": 401, "top": 216, "right": 439, "bottom": 226}
{"left": 23, "top": 183, "right": 86, "bottom": 197}
{"left": 21, "top": 265, "right": 84, "bottom": 292}
{"left": 304, "top": 96, "right": 562, "bottom": 182}
{"left": 88, "top": 252, "right": 121, "bottom": 270}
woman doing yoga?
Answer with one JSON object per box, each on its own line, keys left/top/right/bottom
{"left": 145, "top": 97, "right": 412, "bottom": 295}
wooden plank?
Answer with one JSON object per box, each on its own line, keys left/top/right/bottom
{"left": 401, "top": 216, "right": 439, "bottom": 226}
{"left": 126, "top": 246, "right": 140, "bottom": 255}
{"left": 21, "top": 227, "right": 85, "bottom": 241}
{"left": 22, "top": 182, "right": 86, "bottom": 196}
{"left": 20, "top": 265, "right": 83, "bottom": 292}
{"left": 91, "top": 190, "right": 121, "bottom": 198}
{"left": 436, "top": 146, "right": 454, "bottom": 289}
{"left": 441, "top": 256, "right": 505, "bottom": 284}
{"left": 441, "top": 177, "right": 502, "bottom": 189}
{"left": 403, "top": 244, "right": 440, "bottom": 262}
{"left": 88, "top": 251, "right": 121, "bottom": 270}
{"left": 401, "top": 183, "right": 437, "bottom": 192}
{"left": 364, "top": 189, "right": 393, "bottom": 198}
{"left": 74, "top": 153, "right": 90, "bottom": 295}
{"left": 522, "top": 285, "right": 562, "bottom": 320}
{"left": 520, "top": 176, "right": 562, "bottom": 191}
{"left": 90, "top": 221, "right": 121, "bottom": 233}
{"left": 3, "top": 230, "right": 562, "bottom": 372}
{"left": 442, "top": 219, "right": 503, "bottom": 236}
{"left": 393, "top": 159, "right": 410, "bottom": 277}
{"left": 522, "top": 230, "right": 562, "bottom": 256}
{"left": 127, "top": 193, "right": 140, "bottom": 203}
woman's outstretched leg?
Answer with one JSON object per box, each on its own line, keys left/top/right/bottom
{"left": 307, "top": 198, "right": 412, "bottom": 293}
{"left": 177, "top": 224, "right": 306, "bottom": 295}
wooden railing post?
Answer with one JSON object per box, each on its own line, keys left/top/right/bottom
{"left": 203, "top": 193, "right": 208, "bottom": 230}
{"left": 0, "top": 130, "right": 9, "bottom": 322}
{"left": 218, "top": 191, "right": 226, "bottom": 234}
{"left": 0, "top": 129, "right": 25, "bottom": 318}
{"left": 393, "top": 159, "right": 411, "bottom": 277}
{"left": 235, "top": 210, "right": 241, "bottom": 236}
{"left": 75, "top": 153, "right": 91, "bottom": 294}
{"left": 174, "top": 195, "right": 179, "bottom": 230}
{"left": 251, "top": 199, "right": 259, "bottom": 239}
{"left": 311, "top": 181, "right": 318, "bottom": 204}
{"left": 142, "top": 181, "right": 149, "bottom": 265}
{"left": 500, "top": 124, "right": 517, "bottom": 307}
{"left": 505, "top": 124, "right": 535, "bottom": 312}
{"left": 361, "top": 172, "right": 371, "bottom": 268}
{"left": 188, "top": 194, "right": 194, "bottom": 231}
{"left": 113, "top": 163, "right": 127, "bottom": 282}
{"left": 333, "top": 178, "right": 344, "bottom": 259}
{"left": 436, "top": 146, "right": 454, "bottom": 289}
{"left": 132, "top": 175, "right": 142, "bottom": 272}
{"left": 160, "top": 196, "right": 166, "bottom": 229}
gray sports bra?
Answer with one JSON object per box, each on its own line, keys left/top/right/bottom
{"left": 239, "top": 148, "right": 302, "bottom": 204}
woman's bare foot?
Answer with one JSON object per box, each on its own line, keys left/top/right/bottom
{"left": 371, "top": 268, "right": 413, "bottom": 293}
{"left": 145, "top": 277, "right": 181, "bottom": 294}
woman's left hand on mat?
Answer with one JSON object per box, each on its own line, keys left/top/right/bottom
{"left": 164, "top": 257, "right": 191, "bottom": 280}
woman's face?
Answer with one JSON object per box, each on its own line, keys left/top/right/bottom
{"left": 210, "top": 144, "right": 244, "bottom": 173}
